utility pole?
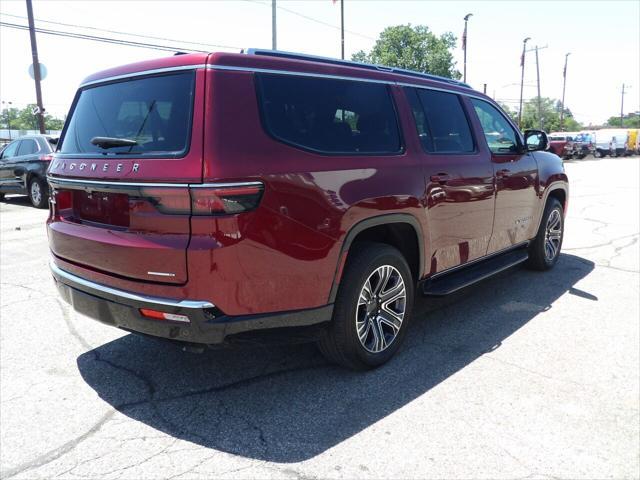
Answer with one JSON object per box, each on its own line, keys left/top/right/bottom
{"left": 526, "top": 44, "right": 547, "bottom": 129}
{"left": 462, "top": 13, "right": 472, "bottom": 83}
{"left": 620, "top": 83, "right": 626, "bottom": 127}
{"left": 26, "top": 0, "right": 45, "bottom": 134}
{"left": 272, "top": 0, "right": 277, "bottom": 50}
{"left": 340, "top": 0, "right": 345, "bottom": 60}
{"left": 518, "top": 37, "right": 531, "bottom": 129}
{"left": 560, "top": 52, "right": 570, "bottom": 132}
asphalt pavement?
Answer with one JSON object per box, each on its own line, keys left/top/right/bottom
{"left": 1, "top": 155, "right": 638, "bottom": 479}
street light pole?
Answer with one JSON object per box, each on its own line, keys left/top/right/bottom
{"left": 272, "top": 0, "right": 277, "bottom": 50}
{"left": 560, "top": 52, "right": 570, "bottom": 132}
{"left": 518, "top": 37, "right": 531, "bottom": 129}
{"left": 462, "top": 13, "right": 472, "bottom": 83}
{"left": 535, "top": 46, "right": 542, "bottom": 130}
{"left": 26, "top": 0, "right": 46, "bottom": 134}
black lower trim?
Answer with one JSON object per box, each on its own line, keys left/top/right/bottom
{"left": 53, "top": 273, "right": 333, "bottom": 345}
{"left": 421, "top": 246, "right": 529, "bottom": 296}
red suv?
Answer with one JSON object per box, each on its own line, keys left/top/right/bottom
{"left": 48, "top": 50, "right": 568, "bottom": 370}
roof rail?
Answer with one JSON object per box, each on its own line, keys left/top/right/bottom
{"left": 244, "top": 48, "right": 472, "bottom": 89}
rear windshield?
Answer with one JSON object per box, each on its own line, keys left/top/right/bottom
{"left": 59, "top": 71, "right": 195, "bottom": 157}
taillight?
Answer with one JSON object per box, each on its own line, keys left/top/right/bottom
{"left": 53, "top": 189, "right": 72, "bottom": 210}
{"left": 114, "top": 183, "right": 263, "bottom": 216}
{"left": 39, "top": 154, "right": 53, "bottom": 161}
{"left": 190, "top": 183, "right": 264, "bottom": 215}
{"left": 140, "top": 187, "right": 191, "bottom": 214}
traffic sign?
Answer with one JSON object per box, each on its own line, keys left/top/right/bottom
{"left": 28, "top": 62, "right": 47, "bottom": 80}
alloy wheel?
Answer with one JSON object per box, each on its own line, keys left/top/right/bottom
{"left": 356, "top": 265, "right": 406, "bottom": 353}
{"left": 544, "top": 208, "right": 562, "bottom": 261}
{"left": 30, "top": 181, "right": 42, "bottom": 206}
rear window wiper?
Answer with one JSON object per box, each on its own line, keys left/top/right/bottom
{"left": 90, "top": 136, "right": 138, "bottom": 149}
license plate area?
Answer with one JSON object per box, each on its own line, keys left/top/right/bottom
{"left": 72, "top": 190, "right": 130, "bottom": 228}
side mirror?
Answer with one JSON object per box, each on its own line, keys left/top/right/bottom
{"left": 524, "top": 129, "right": 549, "bottom": 152}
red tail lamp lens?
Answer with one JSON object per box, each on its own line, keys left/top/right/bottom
{"left": 138, "top": 183, "right": 263, "bottom": 215}
{"left": 190, "top": 184, "right": 264, "bottom": 215}
{"left": 54, "top": 190, "right": 72, "bottom": 210}
{"left": 140, "top": 187, "right": 191, "bottom": 214}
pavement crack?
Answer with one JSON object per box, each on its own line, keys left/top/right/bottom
{"left": 0, "top": 410, "right": 115, "bottom": 480}
{"left": 563, "top": 232, "right": 639, "bottom": 251}
{"left": 56, "top": 297, "right": 94, "bottom": 351}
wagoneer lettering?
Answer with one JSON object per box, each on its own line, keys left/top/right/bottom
{"left": 48, "top": 49, "right": 568, "bottom": 370}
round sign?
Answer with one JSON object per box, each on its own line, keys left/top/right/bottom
{"left": 28, "top": 62, "right": 47, "bottom": 80}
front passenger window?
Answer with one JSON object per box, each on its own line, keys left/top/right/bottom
{"left": 471, "top": 99, "right": 520, "bottom": 154}
{"left": 0, "top": 141, "right": 20, "bottom": 160}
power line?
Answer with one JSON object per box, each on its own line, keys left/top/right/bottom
{"left": 243, "top": 0, "right": 375, "bottom": 41}
{"left": 0, "top": 21, "right": 212, "bottom": 53}
{"left": 0, "top": 12, "right": 241, "bottom": 50}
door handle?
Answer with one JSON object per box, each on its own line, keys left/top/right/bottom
{"left": 496, "top": 169, "right": 511, "bottom": 178}
{"left": 430, "top": 173, "right": 450, "bottom": 184}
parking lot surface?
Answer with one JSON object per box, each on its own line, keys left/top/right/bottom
{"left": 1, "top": 156, "right": 639, "bottom": 479}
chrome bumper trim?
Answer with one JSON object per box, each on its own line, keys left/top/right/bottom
{"left": 50, "top": 259, "right": 215, "bottom": 310}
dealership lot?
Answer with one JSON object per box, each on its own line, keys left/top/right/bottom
{"left": 1, "top": 156, "right": 638, "bottom": 479}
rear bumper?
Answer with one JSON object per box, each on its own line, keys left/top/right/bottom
{"left": 51, "top": 260, "right": 333, "bottom": 344}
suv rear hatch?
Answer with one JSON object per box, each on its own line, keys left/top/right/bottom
{"left": 48, "top": 67, "right": 203, "bottom": 285}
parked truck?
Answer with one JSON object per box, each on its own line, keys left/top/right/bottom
{"left": 626, "top": 129, "right": 639, "bottom": 155}
{"left": 548, "top": 132, "right": 579, "bottom": 159}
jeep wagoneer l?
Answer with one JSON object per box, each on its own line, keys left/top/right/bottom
{"left": 48, "top": 49, "right": 568, "bottom": 370}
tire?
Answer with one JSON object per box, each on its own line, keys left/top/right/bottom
{"left": 28, "top": 176, "right": 49, "bottom": 209}
{"left": 526, "top": 198, "right": 564, "bottom": 271}
{"left": 317, "top": 243, "right": 414, "bottom": 370}
{"left": 0, "top": 193, "right": 5, "bottom": 201}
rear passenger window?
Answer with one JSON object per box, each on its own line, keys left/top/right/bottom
{"left": 406, "top": 88, "right": 474, "bottom": 153}
{"left": 17, "top": 139, "right": 39, "bottom": 156}
{"left": 256, "top": 74, "right": 402, "bottom": 155}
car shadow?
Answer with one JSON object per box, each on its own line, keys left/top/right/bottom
{"left": 0, "top": 195, "right": 31, "bottom": 207}
{"left": 77, "top": 253, "right": 594, "bottom": 463}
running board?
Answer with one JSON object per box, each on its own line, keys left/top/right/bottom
{"left": 422, "top": 249, "right": 530, "bottom": 297}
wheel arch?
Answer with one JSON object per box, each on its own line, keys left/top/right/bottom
{"left": 533, "top": 183, "right": 569, "bottom": 237}
{"left": 328, "top": 214, "right": 425, "bottom": 303}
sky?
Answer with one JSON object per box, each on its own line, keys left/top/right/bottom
{"left": 0, "top": 0, "right": 639, "bottom": 126}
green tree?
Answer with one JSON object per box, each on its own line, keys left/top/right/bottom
{"left": 605, "top": 112, "right": 640, "bottom": 128}
{"left": 352, "top": 24, "right": 461, "bottom": 79}
{"left": 518, "top": 97, "right": 581, "bottom": 132}
{"left": 497, "top": 102, "right": 518, "bottom": 122}
{"left": 1, "top": 104, "right": 65, "bottom": 131}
